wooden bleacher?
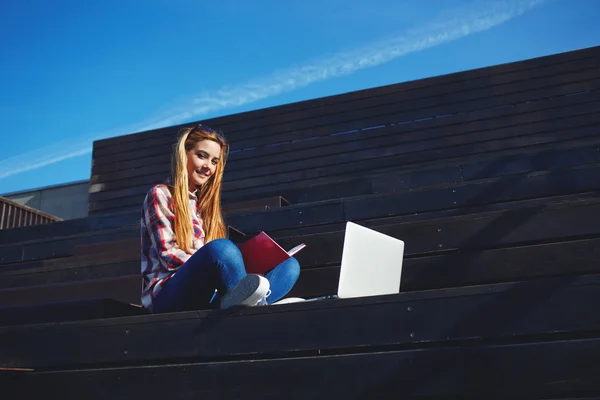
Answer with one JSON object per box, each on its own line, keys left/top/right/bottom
{"left": 1, "top": 45, "right": 600, "bottom": 398}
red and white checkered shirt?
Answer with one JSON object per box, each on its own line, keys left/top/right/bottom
{"left": 140, "top": 184, "right": 205, "bottom": 310}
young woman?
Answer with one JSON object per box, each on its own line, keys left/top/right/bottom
{"left": 140, "top": 124, "right": 300, "bottom": 313}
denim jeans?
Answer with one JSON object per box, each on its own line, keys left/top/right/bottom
{"left": 152, "top": 238, "right": 300, "bottom": 313}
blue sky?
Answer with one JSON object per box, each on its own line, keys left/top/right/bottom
{"left": 0, "top": 0, "right": 599, "bottom": 194}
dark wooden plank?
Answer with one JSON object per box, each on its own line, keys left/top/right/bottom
{"left": 227, "top": 107, "right": 600, "bottom": 186}
{"left": 100, "top": 91, "right": 600, "bottom": 196}
{"left": 0, "top": 215, "right": 243, "bottom": 263}
{"left": 95, "top": 135, "right": 600, "bottom": 217}
{"left": 9, "top": 190, "right": 600, "bottom": 289}
{"left": 0, "top": 299, "right": 145, "bottom": 327}
{"left": 101, "top": 88, "right": 598, "bottom": 193}
{"left": 222, "top": 196, "right": 290, "bottom": 213}
{"left": 0, "top": 218, "right": 96, "bottom": 248}
{"left": 3, "top": 147, "right": 600, "bottom": 266}
{"left": 261, "top": 186, "right": 597, "bottom": 239}
{"left": 0, "top": 369, "right": 30, "bottom": 398}
{"left": 0, "top": 245, "right": 23, "bottom": 264}
{"left": 225, "top": 56, "right": 600, "bottom": 148}
{"left": 21, "top": 338, "right": 600, "bottom": 399}
{"left": 91, "top": 66, "right": 600, "bottom": 174}
{"left": 289, "top": 237, "right": 600, "bottom": 298}
{"left": 90, "top": 69, "right": 600, "bottom": 183}
{"left": 225, "top": 138, "right": 600, "bottom": 206}
{"left": 283, "top": 195, "right": 600, "bottom": 266}
{"left": 91, "top": 45, "right": 600, "bottom": 156}
{"left": 0, "top": 195, "right": 292, "bottom": 248}
{"left": 14, "top": 242, "right": 74, "bottom": 264}
{"left": 54, "top": 177, "right": 593, "bottom": 270}
{"left": 261, "top": 189, "right": 600, "bottom": 244}
{"left": 21, "top": 162, "right": 595, "bottom": 261}
{"left": 1, "top": 248, "right": 137, "bottom": 273}
{"left": 87, "top": 113, "right": 600, "bottom": 211}
{"left": 0, "top": 275, "right": 141, "bottom": 308}
{"left": 225, "top": 163, "right": 600, "bottom": 233}
{"left": 0, "top": 198, "right": 274, "bottom": 250}
{"left": 89, "top": 87, "right": 600, "bottom": 180}
{"left": 213, "top": 91, "right": 600, "bottom": 169}
{"left": 0, "top": 250, "right": 139, "bottom": 288}
{"left": 72, "top": 237, "right": 139, "bottom": 256}
{"left": 0, "top": 260, "right": 139, "bottom": 290}
{"left": 93, "top": 46, "right": 600, "bottom": 153}
{"left": 88, "top": 129, "right": 600, "bottom": 216}
{"left": 7, "top": 228, "right": 595, "bottom": 311}
{"left": 92, "top": 45, "right": 600, "bottom": 152}
{"left": 227, "top": 226, "right": 247, "bottom": 242}
{"left": 0, "top": 201, "right": 257, "bottom": 247}
{"left": 0, "top": 227, "right": 137, "bottom": 264}
{"left": 6, "top": 194, "right": 600, "bottom": 290}
{"left": 404, "top": 237, "right": 600, "bottom": 290}
{"left": 0, "top": 220, "right": 135, "bottom": 251}
{"left": 2, "top": 274, "right": 600, "bottom": 369}
{"left": 0, "top": 261, "right": 139, "bottom": 290}
{"left": 224, "top": 113, "right": 600, "bottom": 192}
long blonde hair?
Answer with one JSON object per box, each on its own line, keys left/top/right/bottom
{"left": 169, "top": 124, "right": 229, "bottom": 253}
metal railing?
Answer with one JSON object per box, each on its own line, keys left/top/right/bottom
{"left": 0, "top": 196, "right": 62, "bottom": 230}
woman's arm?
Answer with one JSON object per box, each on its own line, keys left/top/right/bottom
{"left": 142, "top": 186, "right": 192, "bottom": 271}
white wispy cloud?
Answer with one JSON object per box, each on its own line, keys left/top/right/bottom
{"left": 0, "top": 0, "right": 546, "bottom": 181}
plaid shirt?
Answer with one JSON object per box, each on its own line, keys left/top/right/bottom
{"left": 140, "top": 184, "right": 205, "bottom": 310}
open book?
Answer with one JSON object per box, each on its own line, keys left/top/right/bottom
{"left": 237, "top": 231, "right": 306, "bottom": 275}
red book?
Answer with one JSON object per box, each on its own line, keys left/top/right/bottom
{"left": 237, "top": 231, "right": 306, "bottom": 275}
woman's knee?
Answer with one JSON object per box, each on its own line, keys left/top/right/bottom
{"left": 203, "top": 238, "right": 243, "bottom": 265}
{"left": 282, "top": 257, "right": 301, "bottom": 281}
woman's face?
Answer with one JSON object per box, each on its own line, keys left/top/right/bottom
{"left": 186, "top": 139, "right": 222, "bottom": 191}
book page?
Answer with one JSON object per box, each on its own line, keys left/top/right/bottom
{"left": 287, "top": 243, "right": 306, "bottom": 256}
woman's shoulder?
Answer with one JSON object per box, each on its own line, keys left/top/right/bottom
{"left": 143, "top": 184, "right": 172, "bottom": 204}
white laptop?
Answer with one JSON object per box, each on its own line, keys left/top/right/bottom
{"left": 277, "top": 221, "right": 404, "bottom": 304}
{"left": 336, "top": 221, "right": 405, "bottom": 299}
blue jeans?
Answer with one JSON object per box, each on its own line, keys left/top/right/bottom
{"left": 152, "top": 238, "right": 300, "bottom": 313}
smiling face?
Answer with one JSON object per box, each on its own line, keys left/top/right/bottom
{"left": 186, "top": 139, "right": 222, "bottom": 191}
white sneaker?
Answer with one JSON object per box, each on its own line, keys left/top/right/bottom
{"left": 220, "top": 274, "right": 270, "bottom": 309}
{"left": 256, "top": 290, "right": 272, "bottom": 306}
